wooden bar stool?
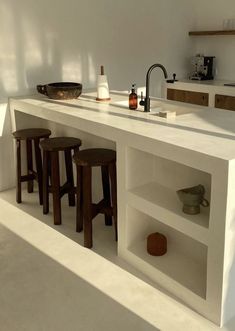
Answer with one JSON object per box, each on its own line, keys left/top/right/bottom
{"left": 12, "top": 128, "right": 51, "bottom": 204}
{"left": 73, "top": 148, "right": 117, "bottom": 248}
{"left": 40, "top": 137, "right": 82, "bottom": 225}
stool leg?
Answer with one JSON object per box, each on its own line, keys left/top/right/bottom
{"left": 51, "top": 151, "right": 61, "bottom": 225}
{"left": 26, "top": 139, "right": 34, "bottom": 193}
{"left": 101, "top": 165, "right": 112, "bottom": 226}
{"left": 83, "top": 166, "right": 93, "bottom": 248}
{"left": 43, "top": 150, "right": 49, "bottom": 214}
{"left": 16, "top": 139, "right": 22, "bottom": 203}
{"left": 34, "top": 138, "right": 43, "bottom": 205}
{"left": 64, "top": 149, "right": 75, "bottom": 206}
{"left": 76, "top": 165, "right": 83, "bottom": 232}
{"left": 109, "top": 162, "right": 118, "bottom": 241}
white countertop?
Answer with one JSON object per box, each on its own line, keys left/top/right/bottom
{"left": 169, "top": 79, "right": 235, "bottom": 87}
{"left": 9, "top": 91, "right": 235, "bottom": 161}
{"left": 166, "top": 79, "right": 235, "bottom": 93}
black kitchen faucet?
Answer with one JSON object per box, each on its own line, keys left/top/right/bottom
{"left": 140, "top": 63, "right": 168, "bottom": 112}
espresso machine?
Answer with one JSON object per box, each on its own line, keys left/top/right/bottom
{"left": 189, "top": 55, "right": 215, "bottom": 80}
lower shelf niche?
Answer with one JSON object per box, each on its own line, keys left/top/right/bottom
{"left": 126, "top": 205, "right": 207, "bottom": 299}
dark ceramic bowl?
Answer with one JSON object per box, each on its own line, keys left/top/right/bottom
{"left": 37, "top": 82, "right": 82, "bottom": 100}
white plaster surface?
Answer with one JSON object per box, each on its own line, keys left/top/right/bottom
{"left": 9, "top": 92, "right": 235, "bottom": 160}
{"left": 8, "top": 92, "right": 235, "bottom": 326}
{"left": 0, "top": 188, "right": 234, "bottom": 331}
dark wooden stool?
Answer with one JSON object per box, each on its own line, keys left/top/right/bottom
{"left": 12, "top": 128, "right": 51, "bottom": 204}
{"left": 40, "top": 137, "right": 82, "bottom": 225}
{"left": 73, "top": 148, "right": 117, "bottom": 248}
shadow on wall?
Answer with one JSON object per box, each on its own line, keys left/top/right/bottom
{"left": 0, "top": 0, "right": 102, "bottom": 97}
{"left": 0, "top": 0, "right": 196, "bottom": 99}
{"left": 0, "top": 0, "right": 121, "bottom": 97}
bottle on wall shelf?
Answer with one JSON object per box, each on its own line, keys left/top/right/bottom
{"left": 96, "top": 65, "right": 111, "bottom": 101}
{"left": 129, "top": 84, "right": 138, "bottom": 110}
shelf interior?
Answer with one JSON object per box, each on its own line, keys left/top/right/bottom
{"left": 126, "top": 206, "right": 207, "bottom": 299}
{"left": 128, "top": 181, "right": 209, "bottom": 229}
{"left": 126, "top": 147, "right": 211, "bottom": 231}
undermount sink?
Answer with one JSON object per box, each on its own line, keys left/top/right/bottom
{"left": 113, "top": 99, "right": 197, "bottom": 117}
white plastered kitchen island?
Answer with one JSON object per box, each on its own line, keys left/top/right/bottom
{"left": 9, "top": 91, "right": 235, "bottom": 327}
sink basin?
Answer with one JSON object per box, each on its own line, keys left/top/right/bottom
{"left": 112, "top": 99, "right": 197, "bottom": 117}
{"left": 113, "top": 99, "right": 162, "bottom": 112}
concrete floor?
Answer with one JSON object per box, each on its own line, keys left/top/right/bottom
{"left": 0, "top": 188, "right": 235, "bottom": 331}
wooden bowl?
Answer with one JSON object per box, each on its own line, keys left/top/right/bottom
{"left": 37, "top": 82, "right": 82, "bottom": 100}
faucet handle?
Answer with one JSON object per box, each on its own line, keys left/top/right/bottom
{"left": 139, "top": 92, "right": 145, "bottom": 106}
{"left": 166, "top": 73, "right": 178, "bottom": 83}
{"left": 173, "top": 73, "right": 178, "bottom": 81}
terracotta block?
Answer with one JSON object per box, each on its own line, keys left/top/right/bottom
{"left": 147, "top": 232, "right": 167, "bottom": 256}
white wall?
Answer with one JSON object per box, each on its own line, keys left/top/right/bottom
{"left": 194, "top": 0, "right": 235, "bottom": 80}
{"left": 0, "top": 0, "right": 196, "bottom": 98}
{"left": 0, "top": 0, "right": 196, "bottom": 190}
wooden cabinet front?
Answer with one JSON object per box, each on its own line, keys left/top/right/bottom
{"left": 167, "top": 88, "right": 209, "bottom": 106}
{"left": 215, "top": 94, "right": 235, "bottom": 111}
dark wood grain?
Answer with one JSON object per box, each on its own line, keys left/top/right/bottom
{"left": 40, "top": 137, "right": 81, "bottom": 226}
{"left": 34, "top": 138, "right": 43, "bottom": 205}
{"left": 50, "top": 151, "right": 61, "bottom": 225}
{"left": 13, "top": 128, "right": 51, "bottom": 204}
{"left": 73, "top": 148, "right": 117, "bottom": 248}
{"left": 43, "top": 150, "right": 49, "bottom": 214}
{"left": 73, "top": 148, "right": 116, "bottom": 167}
{"left": 13, "top": 128, "right": 51, "bottom": 140}
{"left": 215, "top": 94, "right": 235, "bottom": 111}
{"left": 76, "top": 165, "right": 83, "bottom": 232}
{"left": 64, "top": 149, "right": 75, "bottom": 206}
{"left": 40, "top": 137, "right": 81, "bottom": 152}
{"left": 83, "top": 166, "right": 93, "bottom": 248}
{"left": 16, "top": 139, "right": 21, "bottom": 203}
{"left": 189, "top": 30, "right": 235, "bottom": 36}
{"left": 167, "top": 88, "right": 209, "bottom": 106}
{"left": 102, "top": 165, "right": 112, "bottom": 226}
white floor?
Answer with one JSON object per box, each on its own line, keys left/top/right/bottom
{"left": 0, "top": 188, "right": 235, "bottom": 331}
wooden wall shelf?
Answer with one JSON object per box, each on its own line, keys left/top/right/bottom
{"left": 189, "top": 30, "right": 235, "bottom": 36}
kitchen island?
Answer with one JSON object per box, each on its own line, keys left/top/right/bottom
{"left": 9, "top": 91, "right": 235, "bottom": 327}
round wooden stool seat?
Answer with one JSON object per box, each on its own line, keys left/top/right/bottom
{"left": 13, "top": 128, "right": 51, "bottom": 140}
{"left": 73, "top": 148, "right": 116, "bottom": 167}
{"left": 40, "top": 137, "right": 82, "bottom": 152}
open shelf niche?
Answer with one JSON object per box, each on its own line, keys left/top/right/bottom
{"left": 126, "top": 147, "right": 211, "bottom": 243}
{"left": 126, "top": 206, "right": 207, "bottom": 298}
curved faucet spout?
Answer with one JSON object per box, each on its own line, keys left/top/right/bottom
{"left": 144, "top": 63, "right": 168, "bottom": 112}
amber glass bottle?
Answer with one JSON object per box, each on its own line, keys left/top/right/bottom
{"left": 129, "top": 84, "right": 138, "bottom": 110}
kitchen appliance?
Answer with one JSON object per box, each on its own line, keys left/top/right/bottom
{"left": 189, "top": 55, "right": 215, "bottom": 80}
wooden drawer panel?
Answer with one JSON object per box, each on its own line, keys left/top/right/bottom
{"left": 215, "top": 94, "right": 235, "bottom": 111}
{"left": 167, "top": 88, "right": 209, "bottom": 106}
